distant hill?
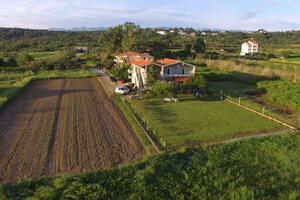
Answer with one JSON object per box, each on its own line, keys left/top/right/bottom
{"left": 48, "top": 27, "right": 108, "bottom": 32}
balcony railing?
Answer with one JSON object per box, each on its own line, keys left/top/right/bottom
{"left": 160, "top": 73, "right": 194, "bottom": 78}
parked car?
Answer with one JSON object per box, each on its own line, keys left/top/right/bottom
{"left": 115, "top": 86, "right": 130, "bottom": 95}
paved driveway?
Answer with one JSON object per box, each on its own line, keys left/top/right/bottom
{"left": 90, "top": 68, "right": 118, "bottom": 96}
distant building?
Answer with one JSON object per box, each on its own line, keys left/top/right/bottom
{"left": 240, "top": 40, "right": 259, "bottom": 56}
{"left": 130, "top": 58, "right": 196, "bottom": 89}
{"left": 157, "top": 30, "right": 167, "bottom": 35}
{"left": 257, "top": 29, "right": 267, "bottom": 34}
{"left": 70, "top": 47, "right": 88, "bottom": 53}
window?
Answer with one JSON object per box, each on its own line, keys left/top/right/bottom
{"left": 167, "top": 68, "right": 170, "bottom": 74}
{"left": 182, "top": 68, "right": 186, "bottom": 74}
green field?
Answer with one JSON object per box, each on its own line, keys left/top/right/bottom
{"left": 29, "top": 51, "right": 62, "bottom": 61}
{"left": 238, "top": 59, "right": 300, "bottom": 73}
{"left": 210, "top": 81, "right": 300, "bottom": 127}
{"left": 1, "top": 134, "right": 299, "bottom": 199}
{"left": 131, "top": 97, "right": 282, "bottom": 149}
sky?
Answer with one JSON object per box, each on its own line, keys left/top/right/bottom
{"left": 0, "top": 0, "right": 299, "bottom": 31}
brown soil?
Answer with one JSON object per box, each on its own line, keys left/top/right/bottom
{"left": 0, "top": 78, "right": 144, "bottom": 184}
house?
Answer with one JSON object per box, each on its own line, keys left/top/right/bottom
{"left": 130, "top": 58, "right": 196, "bottom": 89}
{"left": 70, "top": 47, "right": 88, "bottom": 53}
{"left": 240, "top": 40, "right": 259, "bottom": 56}
{"left": 157, "top": 30, "right": 167, "bottom": 35}
{"left": 114, "top": 52, "right": 154, "bottom": 66}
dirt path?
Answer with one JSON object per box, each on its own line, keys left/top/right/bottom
{"left": 0, "top": 78, "right": 144, "bottom": 184}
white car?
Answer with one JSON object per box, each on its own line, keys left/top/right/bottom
{"left": 115, "top": 86, "right": 129, "bottom": 95}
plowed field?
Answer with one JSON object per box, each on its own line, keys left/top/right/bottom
{"left": 0, "top": 78, "right": 144, "bottom": 184}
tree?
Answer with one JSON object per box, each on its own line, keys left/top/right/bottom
{"left": 110, "top": 67, "right": 129, "bottom": 81}
{"left": 151, "top": 81, "right": 175, "bottom": 97}
{"left": 121, "top": 23, "right": 139, "bottom": 51}
{"left": 193, "top": 37, "right": 205, "bottom": 54}
{"left": 25, "top": 60, "right": 41, "bottom": 71}
{"left": 146, "top": 64, "right": 159, "bottom": 86}
{"left": 6, "top": 57, "right": 17, "bottom": 66}
{"left": 17, "top": 53, "right": 34, "bottom": 67}
{"left": 183, "top": 75, "right": 207, "bottom": 90}
{"left": 0, "top": 57, "right": 4, "bottom": 66}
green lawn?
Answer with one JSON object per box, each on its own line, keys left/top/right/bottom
{"left": 210, "top": 81, "right": 300, "bottom": 128}
{"left": 131, "top": 97, "right": 282, "bottom": 149}
{"left": 29, "top": 51, "right": 62, "bottom": 61}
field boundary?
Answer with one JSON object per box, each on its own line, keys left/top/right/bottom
{"left": 225, "top": 98, "right": 297, "bottom": 131}
{"left": 119, "top": 97, "right": 163, "bottom": 153}
{"left": 95, "top": 76, "right": 162, "bottom": 153}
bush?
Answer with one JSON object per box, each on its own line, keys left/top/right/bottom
{"left": 0, "top": 58, "right": 4, "bottom": 66}
{"left": 151, "top": 81, "right": 175, "bottom": 97}
{"left": 6, "top": 57, "right": 17, "bottom": 67}
{"left": 257, "top": 79, "right": 300, "bottom": 111}
{"left": 109, "top": 67, "right": 129, "bottom": 81}
{"left": 17, "top": 53, "right": 34, "bottom": 67}
{"left": 1, "top": 135, "right": 300, "bottom": 199}
{"left": 183, "top": 75, "right": 207, "bottom": 90}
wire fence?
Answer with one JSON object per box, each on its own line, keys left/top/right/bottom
{"left": 121, "top": 98, "right": 166, "bottom": 151}
{"left": 221, "top": 93, "right": 298, "bottom": 131}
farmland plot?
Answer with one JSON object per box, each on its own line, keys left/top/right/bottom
{"left": 0, "top": 78, "right": 144, "bottom": 184}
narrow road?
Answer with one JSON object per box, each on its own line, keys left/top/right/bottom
{"left": 90, "top": 68, "right": 117, "bottom": 96}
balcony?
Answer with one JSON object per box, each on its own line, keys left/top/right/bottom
{"left": 160, "top": 73, "right": 194, "bottom": 78}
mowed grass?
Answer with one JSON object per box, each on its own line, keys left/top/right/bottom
{"left": 131, "top": 98, "right": 282, "bottom": 149}
{"left": 29, "top": 51, "right": 62, "bottom": 61}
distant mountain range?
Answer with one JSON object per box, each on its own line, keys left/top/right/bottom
{"left": 48, "top": 27, "right": 109, "bottom": 32}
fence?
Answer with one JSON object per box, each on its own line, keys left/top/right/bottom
{"left": 120, "top": 98, "right": 165, "bottom": 151}
{"left": 224, "top": 94, "right": 297, "bottom": 131}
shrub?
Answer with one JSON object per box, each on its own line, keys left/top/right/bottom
{"left": 151, "top": 81, "right": 175, "bottom": 97}
{"left": 183, "top": 75, "right": 207, "bottom": 90}
{"left": 0, "top": 58, "right": 4, "bottom": 66}
{"left": 110, "top": 67, "right": 129, "bottom": 81}
{"left": 257, "top": 80, "right": 300, "bottom": 111}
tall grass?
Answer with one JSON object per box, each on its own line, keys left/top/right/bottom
{"left": 206, "top": 60, "right": 300, "bottom": 83}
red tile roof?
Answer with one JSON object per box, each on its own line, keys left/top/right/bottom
{"left": 130, "top": 59, "right": 152, "bottom": 67}
{"left": 247, "top": 40, "right": 257, "bottom": 45}
{"left": 155, "top": 58, "right": 179, "bottom": 65}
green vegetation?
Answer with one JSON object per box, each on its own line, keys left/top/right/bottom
{"left": 108, "top": 67, "right": 129, "bottom": 81}
{"left": 1, "top": 134, "right": 299, "bottom": 199}
{"left": 211, "top": 79, "right": 300, "bottom": 125}
{"left": 111, "top": 96, "right": 157, "bottom": 155}
{"left": 130, "top": 97, "right": 281, "bottom": 149}
{"left": 182, "top": 75, "right": 207, "bottom": 90}
{"left": 151, "top": 81, "right": 176, "bottom": 98}
{"left": 205, "top": 59, "right": 300, "bottom": 83}
{"left": 258, "top": 80, "right": 300, "bottom": 112}
{"left": 1, "top": 24, "right": 300, "bottom": 199}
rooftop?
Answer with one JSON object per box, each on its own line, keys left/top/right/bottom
{"left": 155, "top": 58, "right": 179, "bottom": 66}
{"left": 129, "top": 59, "right": 152, "bottom": 67}
{"left": 247, "top": 40, "right": 258, "bottom": 45}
